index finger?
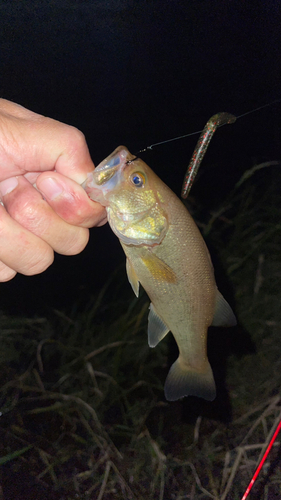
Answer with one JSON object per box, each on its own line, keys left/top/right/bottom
{"left": 0, "top": 99, "right": 95, "bottom": 184}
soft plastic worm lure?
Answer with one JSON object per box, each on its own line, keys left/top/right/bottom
{"left": 181, "top": 112, "right": 236, "bottom": 199}
{"left": 135, "top": 100, "right": 280, "bottom": 200}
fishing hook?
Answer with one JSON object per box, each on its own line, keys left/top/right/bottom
{"left": 126, "top": 156, "right": 139, "bottom": 164}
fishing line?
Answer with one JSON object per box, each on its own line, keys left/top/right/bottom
{"left": 135, "top": 98, "right": 281, "bottom": 199}
{"left": 136, "top": 98, "right": 281, "bottom": 154}
{"left": 137, "top": 129, "right": 203, "bottom": 152}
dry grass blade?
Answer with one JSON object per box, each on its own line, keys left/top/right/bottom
{"left": 186, "top": 462, "right": 217, "bottom": 499}
{"left": 240, "top": 397, "right": 281, "bottom": 445}
{"left": 234, "top": 161, "right": 280, "bottom": 189}
{"left": 37, "top": 449, "right": 58, "bottom": 484}
{"left": 220, "top": 447, "right": 248, "bottom": 500}
{"left": 97, "top": 460, "right": 112, "bottom": 500}
{"left": 110, "top": 461, "right": 137, "bottom": 500}
{"left": 255, "top": 413, "right": 281, "bottom": 468}
{"left": 234, "top": 396, "right": 280, "bottom": 425}
{"left": 85, "top": 340, "right": 135, "bottom": 361}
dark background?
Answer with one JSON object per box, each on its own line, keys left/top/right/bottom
{"left": 0, "top": 0, "right": 280, "bottom": 315}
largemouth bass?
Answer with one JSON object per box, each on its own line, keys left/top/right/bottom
{"left": 82, "top": 146, "right": 236, "bottom": 401}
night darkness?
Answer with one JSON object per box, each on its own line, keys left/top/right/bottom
{"left": 0, "top": 0, "right": 280, "bottom": 315}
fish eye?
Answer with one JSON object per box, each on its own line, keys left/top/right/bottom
{"left": 130, "top": 172, "right": 146, "bottom": 187}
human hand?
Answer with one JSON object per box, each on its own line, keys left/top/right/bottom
{"left": 0, "top": 99, "right": 107, "bottom": 282}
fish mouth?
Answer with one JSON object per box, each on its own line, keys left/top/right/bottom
{"left": 81, "top": 146, "right": 130, "bottom": 204}
{"left": 94, "top": 147, "right": 129, "bottom": 179}
{"left": 93, "top": 166, "right": 119, "bottom": 186}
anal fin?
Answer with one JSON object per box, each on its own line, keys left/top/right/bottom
{"left": 212, "top": 290, "right": 237, "bottom": 327}
{"left": 148, "top": 303, "right": 169, "bottom": 348}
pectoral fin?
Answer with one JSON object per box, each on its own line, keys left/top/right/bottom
{"left": 211, "top": 290, "right": 237, "bottom": 327}
{"left": 164, "top": 356, "right": 216, "bottom": 401}
{"left": 141, "top": 253, "right": 177, "bottom": 283}
{"left": 126, "top": 258, "right": 139, "bottom": 297}
{"left": 148, "top": 303, "right": 170, "bottom": 347}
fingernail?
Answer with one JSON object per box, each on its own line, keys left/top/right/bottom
{"left": 0, "top": 177, "right": 19, "bottom": 196}
{"left": 37, "top": 177, "right": 64, "bottom": 200}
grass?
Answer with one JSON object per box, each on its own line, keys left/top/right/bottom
{"left": 0, "top": 160, "right": 281, "bottom": 499}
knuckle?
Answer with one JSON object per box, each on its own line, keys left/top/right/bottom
{"left": 7, "top": 195, "right": 50, "bottom": 236}
{"left": 23, "top": 246, "right": 54, "bottom": 275}
{"left": 63, "top": 125, "right": 87, "bottom": 155}
{"left": 12, "top": 201, "right": 38, "bottom": 229}
{"left": 0, "top": 207, "right": 54, "bottom": 277}
{"left": 60, "top": 228, "right": 89, "bottom": 256}
{"left": 43, "top": 117, "right": 87, "bottom": 157}
{"left": 69, "top": 126, "right": 86, "bottom": 147}
{"left": 0, "top": 265, "right": 17, "bottom": 282}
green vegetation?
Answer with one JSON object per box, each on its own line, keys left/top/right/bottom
{"left": 0, "top": 161, "right": 280, "bottom": 499}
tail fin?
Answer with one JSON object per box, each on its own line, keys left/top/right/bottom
{"left": 164, "top": 357, "right": 216, "bottom": 401}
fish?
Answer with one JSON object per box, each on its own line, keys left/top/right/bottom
{"left": 82, "top": 146, "right": 237, "bottom": 401}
